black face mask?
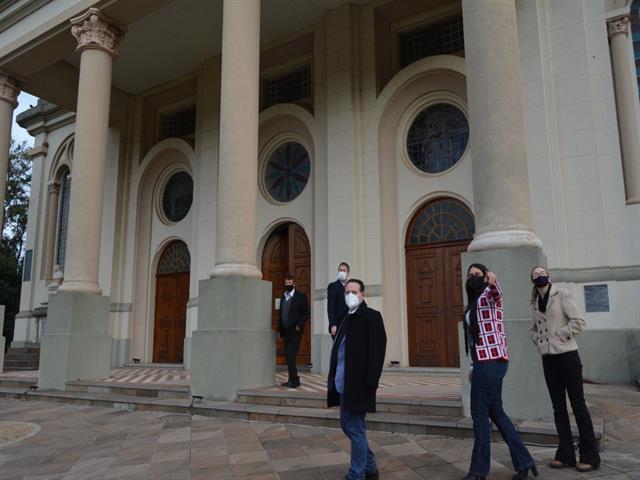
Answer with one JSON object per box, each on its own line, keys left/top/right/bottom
{"left": 284, "top": 284, "right": 294, "bottom": 292}
{"left": 533, "top": 276, "right": 549, "bottom": 287}
{"left": 466, "top": 276, "right": 486, "bottom": 291}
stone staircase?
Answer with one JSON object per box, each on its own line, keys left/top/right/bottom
{"left": 0, "top": 375, "right": 598, "bottom": 446}
{"left": 3, "top": 346, "right": 40, "bottom": 371}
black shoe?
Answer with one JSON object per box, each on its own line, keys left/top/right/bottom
{"left": 280, "top": 381, "right": 293, "bottom": 388}
{"left": 366, "top": 471, "right": 379, "bottom": 479}
{"left": 463, "top": 474, "right": 486, "bottom": 480}
{"left": 513, "top": 465, "right": 538, "bottom": 480}
{"left": 289, "top": 377, "right": 300, "bottom": 388}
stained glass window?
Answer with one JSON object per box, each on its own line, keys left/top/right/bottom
{"left": 264, "top": 142, "right": 311, "bottom": 203}
{"left": 158, "top": 241, "right": 190, "bottom": 274}
{"left": 398, "top": 14, "right": 464, "bottom": 69}
{"left": 55, "top": 168, "right": 71, "bottom": 269}
{"left": 631, "top": 1, "right": 640, "bottom": 94}
{"left": 162, "top": 171, "right": 193, "bottom": 223}
{"left": 406, "top": 104, "right": 469, "bottom": 173}
{"left": 407, "top": 199, "right": 475, "bottom": 245}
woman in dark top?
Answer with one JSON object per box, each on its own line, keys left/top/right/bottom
{"left": 463, "top": 263, "right": 537, "bottom": 480}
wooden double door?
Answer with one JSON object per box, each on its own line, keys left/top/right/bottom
{"left": 406, "top": 242, "right": 467, "bottom": 367}
{"left": 404, "top": 197, "right": 475, "bottom": 367}
{"left": 262, "top": 223, "right": 311, "bottom": 365}
{"left": 153, "top": 241, "right": 190, "bottom": 364}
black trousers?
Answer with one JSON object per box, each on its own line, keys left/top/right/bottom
{"left": 542, "top": 350, "right": 600, "bottom": 466}
{"left": 284, "top": 328, "right": 303, "bottom": 381}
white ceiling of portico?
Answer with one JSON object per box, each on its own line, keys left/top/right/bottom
{"left": 63, "top": 0, "right": 370, "bottom": 94}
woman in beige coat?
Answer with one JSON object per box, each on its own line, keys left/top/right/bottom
{"left": 529, "top": 266, "right": 600, "bottom": 472}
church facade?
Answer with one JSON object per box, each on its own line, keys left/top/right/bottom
{"left": 1, "top": 0, "right": 639, "bottom": 417}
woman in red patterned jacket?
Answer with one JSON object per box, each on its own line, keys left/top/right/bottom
{"left": 462, "top": 263, "right": 537, "bottom": 480}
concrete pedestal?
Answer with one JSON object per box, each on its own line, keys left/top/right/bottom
{"left": 0, "top": 305, "right": 5, "bottom": 373}
{"left": 38, "top": 292, "right": 112, "bottom": 390}
{"left": 459, "top": 246, "right": 553, "bottom": 421}
{"left": 311, "top": 333, "right": 334, "bottom": 374}
{"left": 190, "top": 276, "right": 276, "bottom": 401}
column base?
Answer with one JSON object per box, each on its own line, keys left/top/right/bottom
{"left": 210, "top": 263, "right": 262, "bottom": 279}
{"left": 311, "top": 333, "right": 334, "bottom": 374}
{"left": 190, "top": 276, "right": 275, "bottom": 400}
{"left": 38, "top": 292, "right": 111, "bottom": 390}
{"left": 459, "top": 246, "right": 552, "bottom": 421}
{"left": 468, "top": 229, "right": 542, "bottom": 251}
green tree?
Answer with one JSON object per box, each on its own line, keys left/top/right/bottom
{"left": 2, "top": 139, "right": 32, "bottom": 346}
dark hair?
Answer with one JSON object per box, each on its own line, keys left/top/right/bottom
{"left": 529, "top": 265, "right": 549, "bottom": 304}
{"left": 467, "top": 263, "right": 488, "bottom": 277}
{"left": 463, "top": 263, "right": 488, "bottom": 357}
{"left": 345, "top": 278, "right": 365, "bottom": 293}
{"left": 338, "top": 262, "right": 350, "bottom": 272}
{"left": 285, "top": 274, "right": 295, "bottom": 281}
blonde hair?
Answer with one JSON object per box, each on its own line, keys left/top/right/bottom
{"left": 529, "top": 265, "right": 549, "bottom": 305}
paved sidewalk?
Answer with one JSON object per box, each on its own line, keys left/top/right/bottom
{"left": 0, "top": 382, "right": 639, "bottom": 480}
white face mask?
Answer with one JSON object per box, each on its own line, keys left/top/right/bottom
{"left": 338, "top": 271, "right": 347, "bottom": 282}
{"left": 345, "top": 292, "right": 361, "bottom": 310}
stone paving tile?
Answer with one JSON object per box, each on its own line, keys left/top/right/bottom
{"left": 0, "top": 382, "right": 637, "bottom": 480}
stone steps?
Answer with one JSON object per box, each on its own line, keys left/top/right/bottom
{"left": 3, "top": 346, "right": 40, "bottom": 371}
{"left": 236, "top": 389, "right": 464, "bottom": 417}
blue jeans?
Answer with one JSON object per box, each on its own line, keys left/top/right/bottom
{"left": 340, "top": 396, "right": 377, "bottom": 480}
{"left": 469, "top": 361, "right": 534, "bottom": 476}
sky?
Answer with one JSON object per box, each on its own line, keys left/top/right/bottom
{"left": 12, "top": 92, "right": 39, "bottom": 148}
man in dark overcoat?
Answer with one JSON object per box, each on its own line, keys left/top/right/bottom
{"left": 327, "top": 261, "right": 350, "bottom": 337}
{"left": 278, "top": 274, "right": 310, "bottom": 388}
{"left": 327, "top": 278, "right": 387, "bottom": 480}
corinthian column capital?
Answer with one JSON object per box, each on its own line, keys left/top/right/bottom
{"left": 70, "top": 8, "right": 125, "bottom": 59}
{"left": 0, "top": 74, "right": 20, "bottom": 108}
{"left": 607, "top": 14, "right": 630, "bottom": 37}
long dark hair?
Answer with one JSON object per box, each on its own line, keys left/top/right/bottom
{"left": 463, "top": 263, "right": 488, "bottom": 356}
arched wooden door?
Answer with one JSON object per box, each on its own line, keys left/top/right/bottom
{"left": 405, "top": 198, "right": 475, "bottom": 367}
{"left": 262, "top": 223, "right": 311, "bottom": 365}
{"left": 153, "top": 241, "right": 190, "bottom": 364}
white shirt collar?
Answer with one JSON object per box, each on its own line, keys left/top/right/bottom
{"left": 285, "top": 288, "right": 295, "bottom": 299}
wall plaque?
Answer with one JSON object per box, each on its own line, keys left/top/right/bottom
{"left": 584, "top": 284, "right": 609, "bottom": 313}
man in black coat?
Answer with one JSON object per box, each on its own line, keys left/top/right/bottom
{"left": 278, "top": 274, "right": 310, "bottom": 388}
{"left": 327, "top": 262, "right": 350, "bottom": 337}
{"left": 327, "top": 279, "right": 387, "bottom": 480}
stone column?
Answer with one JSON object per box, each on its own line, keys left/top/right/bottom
{"left": 0, "top": 74, "right": 19, "bottom": 374}
{"left": 43, "top": 182, "right": 60, "bottom": 280}
{"left": 460, "top": 0, "right": 550, "bottom": 421}
{"left": 39, "top": 8, "right": 124, "bottom": 390}
{"left": 191, "top": 0, "right": 276, "bottom": 401}
{"left": 58, "top": 8, "right": 125, "bottom": 294}
{"left": 210, "top": 0, "right": 262, "bottom": 279}
{"left": 0, "top": 74, "right": 20, "bottom": 230}
{"left": 608, "top": 14, "right": 640, "bottom": 204}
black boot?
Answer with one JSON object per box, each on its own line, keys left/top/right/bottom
{"left": 462, "top": 474, "right": 486, "bottom": 480}
{"left": 513, "top": 465, "right": 538, "bottom": 480}
{"left": 289, "top": 377, "right": 300, "bottom": 388}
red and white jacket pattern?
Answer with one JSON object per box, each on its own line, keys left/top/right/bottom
{"left": 472, "top": 281, "right": 509, "bottom": 362}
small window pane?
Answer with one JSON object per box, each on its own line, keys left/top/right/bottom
{"left": 406, "top": 104, "right": 469, "bottom": 174}
{"left": 262, "top": 64, "right": 312, "bottom": 110}
{"left": 264, "top": 142, "right": 311, "bottom": 203}
{"left": 158, "top": 241, "right": 191, "bottom": 274}
{"left": 23, "top": 249, "right": 33, "bottom": 282}
{"left": 162, "top": 171, "right": 193, "bottom": 223}
{"left": 159, "top": 106, "right": 196, "bottom": 141}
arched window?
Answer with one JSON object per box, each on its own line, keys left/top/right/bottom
{"left": 406, "top": 198, "right": 475, "bottom": 245}
{"left": 55, "top": 167, "right": 71, "bottom": 270}
{"left": 157, "top": 241, "right": 191, "bottom": 275}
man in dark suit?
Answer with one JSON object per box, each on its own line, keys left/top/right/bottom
{"left": 327, "top": 278, "right": 387, "bottom": 480}
{"left": 327, "top": 262, "right": 350, "bottom": 337}
{"left": 278, "top": 274, "right": 310, "bottom": 388}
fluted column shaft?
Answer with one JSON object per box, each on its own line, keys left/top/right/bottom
{"left": 0, "top": 74, "right": 20, "bottom": 229}
{"left": 608, "top": 15, "right": 640, "bottom": 204}
{"left": 58, "top": 8, "right": 124, "bottom": 294}
{"left": 462, "top": 0, "right": 541, "bottom": 251}
{"left": 211, "top": 0, "right": 262, "bottom": 278}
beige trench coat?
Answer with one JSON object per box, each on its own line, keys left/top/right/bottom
{"left": 530, "top": 286, "right": 586, "bottom": 356}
